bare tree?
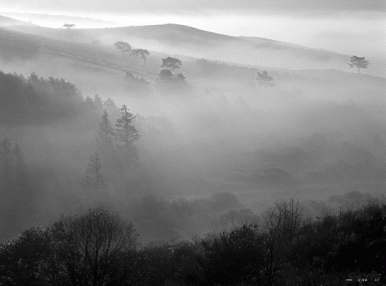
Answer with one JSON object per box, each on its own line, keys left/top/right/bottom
{"left": 263, "top": 199, "right": 303, "bottom": 286}
{"left": 52, "top": 208, "right": 137, "bottom": 286}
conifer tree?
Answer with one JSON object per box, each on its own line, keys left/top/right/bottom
{"left": 115, "top": 104, "right": 139, "bottom": 148}
{"left": 348, "top": 55, "right": 369, "bottom": 74}
{"left": 257, "top": 70, "right": 275, "bottom": 87}
{"left": 97, "top": 110, "right": 115, "bottom": 148}
{"left": 83, "top": 152, "right": 106, "bottom": 195}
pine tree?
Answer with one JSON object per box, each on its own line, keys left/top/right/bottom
{"left": 257, "top": 71, "right": 275, "bottom": 87}
{"left": 97, "top": 110, "right": 115, "bottom": 148}
{"left": 115, "top": 104, "right": 139, "bottom": 148}
{"left": 348, "top": 56, "right": 369, "bottom": 74}
{"left": 83, "top": 152, "right": 106, "bottom": 195}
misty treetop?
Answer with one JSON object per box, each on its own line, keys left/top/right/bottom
{"left": 158, "top": 56, "right": 187, "bottom": 86}
{"left": 161, "top": 57, "right": 182, "bottom": 71}
{"left": 115, "top": 104, "right": 139, "bottom": 147}
{"left": 0, "top": 70, "right": 84, "bottom": 125}
{"left": 114, "top": 41, "right": 150, "bottom": 67}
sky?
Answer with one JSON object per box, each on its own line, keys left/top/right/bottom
{"left": 1, "top": 0, "right": 385, "bottom": 56}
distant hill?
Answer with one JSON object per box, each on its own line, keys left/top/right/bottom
{"left": 4, "top": 22, "right": 355, "bottom": 71}
{"left": 0, "top": 21, "right": 385, "bottom": 98}
{"left": 2, "top": 15, "right": 385, "bottom": 76}
{"left": 1, "top": 12, "right": 117, "bottom": 28}
{"left": 0, "top": 15, "right": 34, "bottom": 27}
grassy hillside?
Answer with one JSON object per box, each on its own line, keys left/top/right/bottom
{"left": 7, "top": 22, "right": 376, "bottom": 73}
{"left": 0, "top": 15, "right": 33, "bottom": 27}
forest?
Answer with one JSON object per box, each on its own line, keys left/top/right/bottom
{"left": 0, "top": 68, "right": 385, "bottom": 285}
{"left": 0, "top": 11, "right": 386, "bottom": 285}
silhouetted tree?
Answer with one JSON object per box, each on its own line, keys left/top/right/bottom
{"left": 257, "top": 70, "right": 275, "bottom": 87}
{"left": 51, "top": 208, "right": 138, "bottom": 286}
{"left": 263, "top": 199, "right": 302, "bottom": 285}
{"left": 161, "top": 57, "right": 182, "bottom": 71}
{"left": 159, "top": 57, "right": 186, "bottom": 84}
{"left": 114, "top": 41, "right": 132, "bottom": 59}
{"left": 349, "top": 55, "right": 369, "bottom": 74}
{"left": 131, "top": 49, "right": 150, "bottom": 67}
{"left": 63, "top": 23, "right": 75, "bottom": 29}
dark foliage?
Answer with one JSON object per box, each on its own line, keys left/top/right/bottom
{"left": 0, "top": 208, "right": 138, "bottom": 286}
{"left": 200, "top": 224, "right": 265, "bottom": 285}
{"left": 0, "top": 201, "right": 385, "bottom": 285}
{"left": 0, "top": 71, "right": 84, "bottom": 125}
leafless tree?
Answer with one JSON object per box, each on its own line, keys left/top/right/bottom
{"left": 263, "top": 199, "right": 303, "bottom": 286}
{"left": 52, "top": 208, "right": 137, "bottom": 286}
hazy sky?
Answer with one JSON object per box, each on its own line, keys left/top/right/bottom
{"left": 1, "top": 0, "right": 385, "bottom": 56}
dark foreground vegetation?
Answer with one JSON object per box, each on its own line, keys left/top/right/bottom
{"left": 0, "top": 200, "right": 385, "bottom": 286}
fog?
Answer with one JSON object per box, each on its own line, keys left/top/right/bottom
{"left": 1, "top": 10, "right": 386, "bottom": 244}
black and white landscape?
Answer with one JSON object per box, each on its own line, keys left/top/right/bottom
{"left": 0, "top": 1, "right": 386, "bottom": 285}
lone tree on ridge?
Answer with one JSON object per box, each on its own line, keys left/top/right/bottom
{"left": 114, "top": 41, "right": 132, "bottom": 59}
{"left": 63, "top": 23, "right": 75, "bottom": 29}
{"left": 348, "top": 55, "right": 369, "bottom": 74}
{"left": 131, "top": 49, "right": 150, "bottom": 67}
{"left": 257, "top": 70, "right": 275, "bottom": 87}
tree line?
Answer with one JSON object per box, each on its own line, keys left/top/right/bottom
{"left": 0, "top": 199, "right": 385, "bottom": 285}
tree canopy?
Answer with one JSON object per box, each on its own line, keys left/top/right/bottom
{"left": 158, "top": 57, "right": 186, "bottom": 85}
{"left": 131, "top": 49, "right": 150, "bottom": 67}
{"left": 63, "top": 23, "right": 75, "bottom": 29}
{"left": 349, "top": 55, "right": 369, "bottom": 74}
{"left": 114, "top": 41, "right": 132, "bottom": 58}
{"left": 257, "top": 70, "right": 275, "bottom": 87}
{"left": 161, "top": 57, "right": 182, "bottom": 71}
